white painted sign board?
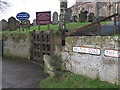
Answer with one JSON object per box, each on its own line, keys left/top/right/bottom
{"left": 104, "top": 50, "right": 120, "bottom": 58}
{"left": 73, "top": 47, "right": 101, "bottom": 55}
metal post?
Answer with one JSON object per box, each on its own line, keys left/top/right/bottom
{"left": 98, "top": 22, "right": 101, "bottom": 35}
{"left": 114, "top": 16, "right": 117, "bottom": 34}
{"left": 38, "top": 25, "right": 41, "bottom": 30}
{"left": 19, "top": 25, "right": 21, "bottom": 32}
{"left": 48, "top": 24, "right": 50, "bottom": 30}
{"left": 22, "top": 26, "right": 24, "bottom": 31}
{"left": 18, "top": 22, "right": 21, "bottom": 32}
{"left": 30, "top": 31, "right": 34, "bottom": 60}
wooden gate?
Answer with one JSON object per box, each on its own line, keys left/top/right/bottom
{"left": 30, "top": 30, "right": 54, "bottom": 63}
{"left": 66, "top": 13, "right": 119, "bottom": 36}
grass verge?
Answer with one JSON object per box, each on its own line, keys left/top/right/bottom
{"left": 40, "top": 72, "right": 118, "bottom": 88}
{"left": 2, "top": 21, "right": 112, "bottom": 33}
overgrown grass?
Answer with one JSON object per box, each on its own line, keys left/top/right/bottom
{"left": 112, "top": 34, "right": 120, "bottom": 36}
{"left": 2, "top": 21, "right": 112, "bottom": 33}
{"left": 40, "top": 72, "right": 118, "bottom": 88}
{"left": 101, "top": 21, "right": 113, "bottom": 25}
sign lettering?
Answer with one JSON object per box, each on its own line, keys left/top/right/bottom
{"left": 36, "top": 11, "right": 51, "bottom": 25}
{"left": 73, "top": 47, "right": 101, "bottom": 55}
{"left": 16, "top": 12, "right": 30, "bottom": 21}
{"left": 104, "top": 50, "right": 120, "bottom": 58}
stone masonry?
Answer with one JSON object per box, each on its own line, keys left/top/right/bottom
{"left": 62, "top": 36, "right": 119, "bottom": 85}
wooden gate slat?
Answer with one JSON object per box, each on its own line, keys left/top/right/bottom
{"left": 31, "top": 30, "right": 54, "bottom": 62}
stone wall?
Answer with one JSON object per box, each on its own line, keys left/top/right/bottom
{"left": 2, "top": 33, "right": 31, "bottom": 59}
{"left": 62, "top": 36, "right": 119, "bottom": 85}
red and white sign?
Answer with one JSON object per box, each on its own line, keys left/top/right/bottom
{"left": 36, "top": 11, "right": 51, "bottom": 25}
{"left": 73, "top": 47, "right": 101, "bottom": 55}
{"left": 104, "top": 49, "right": 120, "bottom": 58}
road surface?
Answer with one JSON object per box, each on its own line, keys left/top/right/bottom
{"left": 2, "top": 58, "right": 48, "bottom": 88}
{"left": 100, "top": 22, "right": 120, "bottom": 35}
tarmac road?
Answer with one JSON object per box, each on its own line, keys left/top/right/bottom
{"left": 100, "top": 22, "right": 120, "bottom": 35}
{"left": 2, "top": 58, "right": 48, "bottom": 88}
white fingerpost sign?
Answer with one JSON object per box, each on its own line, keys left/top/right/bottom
{"left": 104, "top": 49, "right": 120, "bottom": 58}
{"left": 73, "top": 47, "right": 101, "bottom": 55}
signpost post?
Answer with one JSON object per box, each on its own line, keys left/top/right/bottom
{"left": 36, "top": 11, "right": 51, "bottom": 30}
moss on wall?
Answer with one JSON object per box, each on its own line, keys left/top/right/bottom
{"left": 2, "top": 32, "right": 30, "bottom": 43}
{"left": 3, "top": 32, "right": 32, "bottom": 59}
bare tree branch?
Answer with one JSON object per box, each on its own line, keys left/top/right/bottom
{"left": 0, "top": 0, "right": 10, "bottom": 11}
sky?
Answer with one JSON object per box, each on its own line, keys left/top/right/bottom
{"left": 0, "top": 0, "right": 75, "bottom": 23}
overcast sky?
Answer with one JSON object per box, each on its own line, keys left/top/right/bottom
{"left": 0, "top": 0, "right": 75, "bottom": 22}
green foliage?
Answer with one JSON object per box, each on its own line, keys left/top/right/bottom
{"left": 79, "top": 14, "right": 86, "bottom": 22}
{"left": 88, "top": 16, "right": 94, "bottom": 22}
{"left": 112, "top": 34, "right": 120, "bottom": 36}
{"left": 101, "top": 21, "right": 112, "bottom": 25}
{"left": 66, "top": 22, "right": 90, "bottom": 30}
{"left": 40, "top": 72, "right": 118, "bottom": 88}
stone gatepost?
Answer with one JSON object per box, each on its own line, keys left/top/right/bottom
{"left": 43, "top": 31, "right": 65, "bottom": 77}
{"left": 59, "top": 0, "right": 67, "bottom": 31}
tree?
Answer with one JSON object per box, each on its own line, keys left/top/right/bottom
{"left": 0, "top": 0, "right": 10, "bottom": 11}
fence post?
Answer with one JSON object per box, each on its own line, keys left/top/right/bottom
{"left": 114, "top": 16, "right": 117, "bottom": 34}
{"left": 2, "top": 40, "right": 4, "bottom": 57}
{"left": 40, "top": 31, "right": 43, "bottom": 60}
{"left": 30, "top": 30, "right": 35, "bottom": 60}
{"left": 97, "top": 22, "right": 101, "bottom": 35}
